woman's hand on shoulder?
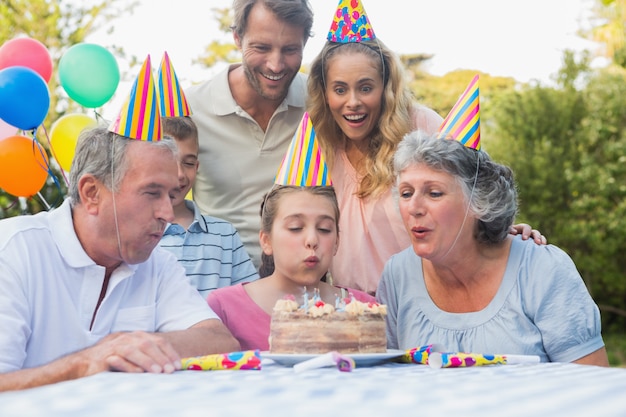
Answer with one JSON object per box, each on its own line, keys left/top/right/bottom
{"left": 509, "top": 223, "right": 547, "bottom": 245}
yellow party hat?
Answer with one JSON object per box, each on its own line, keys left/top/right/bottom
{"left": 108, "top": 55, "right": 162, "bottom": 141}
{"left": 274, "top": 112, "right": 332, "bottom": 186}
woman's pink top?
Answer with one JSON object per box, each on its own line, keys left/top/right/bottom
{"left": 329, "top": 104, "right": 442, "bottom": 295}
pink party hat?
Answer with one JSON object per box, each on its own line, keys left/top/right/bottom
{"left": 327, "top": 0, "right": 376, "bottom": 43}
{"left": 109, "top": 55, "right": 162, "bottom": 141}
{"left": 275, "top": 112, "right": 332, "bottom": 186}
{"left": 438, "top": 74, "right": 481, "bottom": 150}
{"left": 157, "top": 51, "right": 192, "bottom": 117}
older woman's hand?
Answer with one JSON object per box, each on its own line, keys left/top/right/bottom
{"left": 510, "top": 223, "right": 547, "bottom": 245}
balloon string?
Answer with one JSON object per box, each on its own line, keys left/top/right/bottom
{"left": 38, "top": 125, "right": 69, "bottom": 187}
{"left": 94, "top": 110, "right": 109, "bottom": 125}
{"left": 31, "top": 127, "right": 66, "bottom": 210}
{"left": 36, "top": 191, "right": 51, "bottom": 210}
{"left": 1, "top": 198, "right": 18, "bottom": 213}
{"left": 18, "top": 197, "right": 29, "bottom": 214}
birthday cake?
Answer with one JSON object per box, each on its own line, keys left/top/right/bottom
{"left": 268, "top": 294, "right": 387, "bottom": 354}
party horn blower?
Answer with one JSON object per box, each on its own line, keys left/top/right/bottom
{"left": 399, "top": 344, "right": 445, "bottom": 364}
{"left": 181, "top": 350, "right": 261, "bottom": 371}
{"left": 293, "top": 351, "right": 355, "bottom": 373}
{"left": 428, "top": 352, "right": 540, "bottom": 369}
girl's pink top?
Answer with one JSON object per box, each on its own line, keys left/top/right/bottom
{"left": 207, "top": 283, "right": 377, "bottom": 351}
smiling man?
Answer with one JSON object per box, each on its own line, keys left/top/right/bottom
{"left": 186, "top": 0, "right": 314, "bottom": 268}
{"left": 0, "top": 127, "right": 240, "bottom": 391}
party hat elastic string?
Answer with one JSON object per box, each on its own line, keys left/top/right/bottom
{"left": 439, "top": 152, "right": 480, "bottom": 261}
{"left": 109, "top": 137, "right": 123, "bottom": 263}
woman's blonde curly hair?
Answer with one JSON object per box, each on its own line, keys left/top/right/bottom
{"left": 307, "top": 39, "right": 414, "bottom": 198}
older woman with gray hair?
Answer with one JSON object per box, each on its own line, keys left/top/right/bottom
{"left": 377, "top": 130, "right": 609, "bottom": 366}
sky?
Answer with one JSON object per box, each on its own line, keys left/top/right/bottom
{"left": 90, "top": 0, "right": 600, "bottom": 119}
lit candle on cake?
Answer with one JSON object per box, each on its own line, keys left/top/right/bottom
{"left": 301, "top": 287, "right": 309, "bottom": 313}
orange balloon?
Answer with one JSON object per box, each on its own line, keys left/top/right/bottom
{"left": 0, "top": 135, "right": 49, "bottom": 197}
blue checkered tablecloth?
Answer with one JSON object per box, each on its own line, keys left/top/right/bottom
{"left": 1, "top": 361, "right": 625, "bottom": 416}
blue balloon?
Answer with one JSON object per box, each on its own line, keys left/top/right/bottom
{"left": 0, "top": 66, "right": 50, "bottom": 130}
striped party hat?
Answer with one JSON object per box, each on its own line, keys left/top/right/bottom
{"left": 327, "top": 0, "right": 376, "bottom": 43}
{"left": 438, "top": 74, "right": 481, "bottom": 150}
{"left": 108, "top": 55, "right": 162, "bottom": 141}
{"left": 157, "top": 51, "right": 192, "bottom": 117}
{"left": 274, "top": 112, "right": 332, "bottom": 186}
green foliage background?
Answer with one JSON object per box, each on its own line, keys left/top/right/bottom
{"left": 487, "top": 53, "right": 626, "bottom": 333}
{"left": 0, "top": 0, "right": 136, "bottom": 217}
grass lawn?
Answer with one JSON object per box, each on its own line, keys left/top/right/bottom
{"left": 604, "top": 332, "right": 626, "bottom": 367}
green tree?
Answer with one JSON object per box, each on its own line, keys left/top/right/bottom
{"left": 0, "top": 0, "right": 135, "bottom": 218}
{"left": 410, "top": 70, "right": 517, "bottom": 120}
{"left": 582, "top": 0, "right": 626, "bottom": 67}
{"left": 488, "top": 51, "right": 626, "bottom": 330}
{"left": 195, "top": 7, "right": 239, "bottom": 68}
{"left": 567, "top": 65, "right": 626, "bottom": 331}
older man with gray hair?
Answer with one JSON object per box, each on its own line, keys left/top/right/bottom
{"left": 0, "top": 127, "right": 239, "bottom": 392}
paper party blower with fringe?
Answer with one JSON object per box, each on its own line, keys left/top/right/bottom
{"left": 274, "top": 112, "right": 332, "bottom": 186}
{"left": 327, "top": 0, "right": 376, "bottom": 43}
{"left": 109, "top": 55, "right": 162, "bottom": 141}
{"left": 181, "top": 350, "right": 262, "bottom": 371}
{"left": 437, "top": 74, "right": 481, "bottom": 150}
{"left": 428, "top": 352, "right": 540, "bottom": 369}
{"left": 157, "top": 51, "right": 192, "bottom": 117}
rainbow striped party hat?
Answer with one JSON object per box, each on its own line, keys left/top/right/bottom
{"left": 437, "top": 74, "right": 481, "bottom": 150}
{"left": 157, "top": 51, "right": 192, "bottom": 117}
{"left": 108, "top": 55, "right": 162, "bottom": 141}
{"left": 274, "top": 112, "right": 332, "bottom": 186}
{"left": 327, "top": 0, "right": 376, "bottom": 43}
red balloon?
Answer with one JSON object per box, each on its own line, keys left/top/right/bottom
{"left": 0, "top": 135, "right": 49, "bottom": 197}
{"left": 0, "top": 37, "right": 53, "bottom": 83}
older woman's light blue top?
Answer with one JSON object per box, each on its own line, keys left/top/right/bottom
{"left": 377, "top": 236, "right": 604, "bottom": 362}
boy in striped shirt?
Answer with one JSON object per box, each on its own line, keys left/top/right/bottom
{"left": 159, "top": 117, "right": 259, "bottom": 299}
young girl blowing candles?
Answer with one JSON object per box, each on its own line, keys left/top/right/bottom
{"left": 207, "top": 185, "right": 374, "bottom": 351}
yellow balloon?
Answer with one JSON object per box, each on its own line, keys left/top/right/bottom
{"left": 50, "top": 114, "right": 97, "bottom": 171}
